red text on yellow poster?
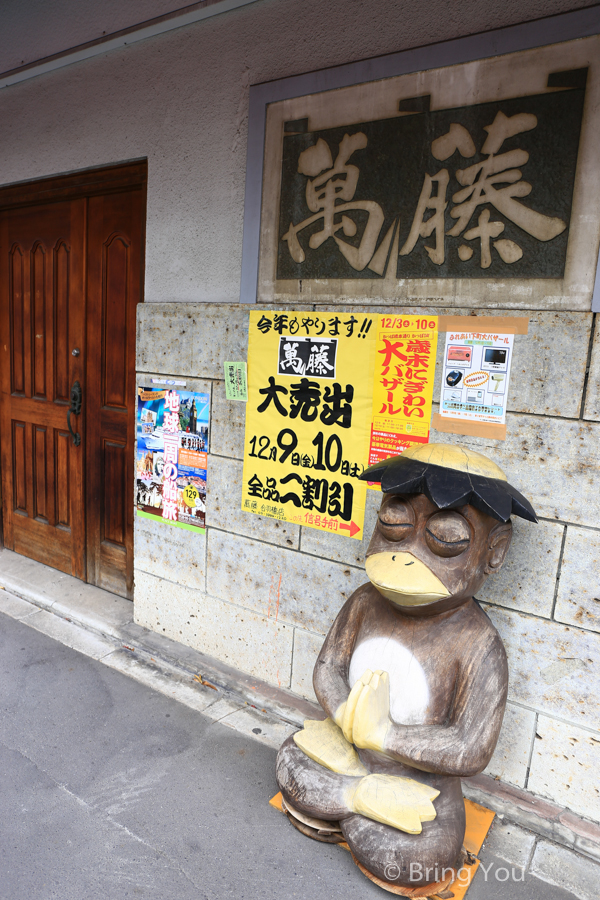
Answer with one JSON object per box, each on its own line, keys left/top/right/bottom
{"left": 369, "top": 315, "right": 438, "bottom": 478}
{"left": 242, "top": 311, "right": 376, "bottom": 540}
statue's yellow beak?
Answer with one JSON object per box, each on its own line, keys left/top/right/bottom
{"left": 366, "top": 552, "right": 450, "bottom": 607}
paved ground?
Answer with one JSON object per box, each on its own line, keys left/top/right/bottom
{"left": 0, "top": 611, "right": 589, "bottom": 900}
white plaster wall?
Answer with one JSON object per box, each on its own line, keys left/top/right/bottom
{"left": 0, "top": 0, "right": 187, "bottom": 71}
{"left": 0, "top": 0, "right": 594, "bottom": 305}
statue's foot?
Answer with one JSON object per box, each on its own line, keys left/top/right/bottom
{"left": 282, "top": 723, "right": 440, "bottom": 834}
{"left": 293, "top": 717, "right": 368, "bottom": 776}
{"left": 348, "top": 772, "right": 439, "bottom": 834}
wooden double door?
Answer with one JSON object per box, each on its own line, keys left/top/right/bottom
{"left": 0, "top": 162, "right": 146, "bottom": 599}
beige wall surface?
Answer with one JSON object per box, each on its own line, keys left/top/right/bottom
{"left": 135, "top": 302, "right": 600, "bottom": 824}
{"left": 0, "top": 0, "right": 596, "bottom": 305}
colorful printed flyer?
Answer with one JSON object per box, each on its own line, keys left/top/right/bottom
{"left": 440, "top": 330, "right": 514, "bottom": 425}
{"left": 136, "top": 387, "right": 210, "bottom": 532}
{"left": 369, "top": 315, "right": 438, "bottom": 473}
{"left": 241, "top": 311, "right": 376, "bottom": 540}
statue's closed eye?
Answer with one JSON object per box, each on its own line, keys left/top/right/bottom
{"left": 425, "top": 511, "right": 471, "bottom": 558}
{"left": 378, "top": 498, "right": 414, "bottom": 541}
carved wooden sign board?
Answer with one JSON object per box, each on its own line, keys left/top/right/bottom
{"left": 257, "top": 36, "right": 600, "bottom": 309}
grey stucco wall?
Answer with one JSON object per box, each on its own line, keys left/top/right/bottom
{"left": 135, "top": 302, "right": 600, "bottom": 823}
{"left": 0, "top": 0, "right": 187, "bottom": 73}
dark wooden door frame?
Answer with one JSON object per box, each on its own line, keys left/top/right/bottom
{"left": 0, "top": 160, "right": 148, "bottom": 212}
{"left": 0, "top": 159, "right": 147, "bottom": 593}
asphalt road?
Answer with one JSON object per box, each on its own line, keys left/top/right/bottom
{"left": 0, "top": 611, "right": 580, "bottom": 900}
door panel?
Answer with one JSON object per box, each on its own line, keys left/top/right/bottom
{"left": 12, "top": 421, "right": 27, "bottom": 511}
{"left": 103, "top": 235, "right": 128, "bottom": 408}
{"left": 55, "top": 430, "right": 71, "bottom": 526}
{"left": 103, "top": 440, "right": 127, "bottom": 544}
{"left": 0, "top": 200, "right": 86, "bottom": 578}
{"left": 54, "top": 241, "right": 71, "bottom": 402}
{"left": 86, "top": 188, "right": 143, "bottom": 598}
{"left": 34, "top": 425, "right": 49, "bottom": 519}
{"left": 32, "top": 242, "right": 47, "bottom": 399}
{"left": 10, "top": 244, "right": 25, "bottom": 394}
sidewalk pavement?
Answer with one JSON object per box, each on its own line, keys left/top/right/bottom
{"left": 1, "top": 546, "right": 599, "bottom": 899}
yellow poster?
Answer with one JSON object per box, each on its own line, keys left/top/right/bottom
{"left": 369, "top": 315, "right": 438, "bottom": 476}
{"left": 242, "top": 311, "right": 376, "bottom": 540}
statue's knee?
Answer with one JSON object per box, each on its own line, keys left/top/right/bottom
{"left": 276, "top": 734, "right": 355, "bottom": 820}
{"left": 341, "top": 808, "right": 464, "bottom": 888}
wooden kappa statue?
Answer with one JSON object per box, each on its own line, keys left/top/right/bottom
{"left": 276, "top": 444, "right": 537, "bottom": 895}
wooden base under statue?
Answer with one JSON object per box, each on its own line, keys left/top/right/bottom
{"left": 351, "top": 852, "right": 456, "bottom": 898}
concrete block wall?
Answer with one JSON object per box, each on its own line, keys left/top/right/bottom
{"left": 135, "top": 302, "right": 600, "bottom": 822}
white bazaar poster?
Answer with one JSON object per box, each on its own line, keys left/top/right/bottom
{"left": 440, "top": 330, "right": 514, "bottom": 426}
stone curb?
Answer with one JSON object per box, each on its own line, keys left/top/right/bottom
{"left": 0, "top": 582, "right": 299, "bottom": 751}
{"left": 0, "top": 556, "right": 321, "bottom": 735}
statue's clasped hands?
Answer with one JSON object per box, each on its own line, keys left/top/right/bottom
{"left": 334, "top": 668, "right": 391, "bottom": 753}
{"left": 294, "top": 667, "right": 439, "bottom": 834}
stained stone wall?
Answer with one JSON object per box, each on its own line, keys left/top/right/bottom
{"left": 135, "top": 302, "right": 600, "bottom": 822}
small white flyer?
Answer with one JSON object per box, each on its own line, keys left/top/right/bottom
{"left": 440, "top": 330, "right": 514, "bottom": 426}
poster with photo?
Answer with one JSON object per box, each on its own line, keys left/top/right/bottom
{"left": 439, "top": 330, "right": 514, "bottom": 426}
{"left": 136, "top": 387, "right": 210, "bottom": 532}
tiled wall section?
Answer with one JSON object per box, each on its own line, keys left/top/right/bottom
{"left": 135, "top": 303, "right": 600, "bottom": 822}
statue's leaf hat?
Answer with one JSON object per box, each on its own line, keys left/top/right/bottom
{"left": 360, "top": 444, "right": 537, "bottom": 523}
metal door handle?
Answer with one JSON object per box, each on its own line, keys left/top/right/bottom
{"left": 67, "top": 380, "right": 82, "bottom": 446}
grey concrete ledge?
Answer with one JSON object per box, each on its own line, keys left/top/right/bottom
{"left": 1, "top": 546, "right": 599, "bottom": 864}
{"left": 463, "top": 773, "right": 600, "bottom": 864}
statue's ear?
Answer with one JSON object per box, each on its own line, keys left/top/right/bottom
{"left": 484, "top": 521, "right": 513, "bottom": 575}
